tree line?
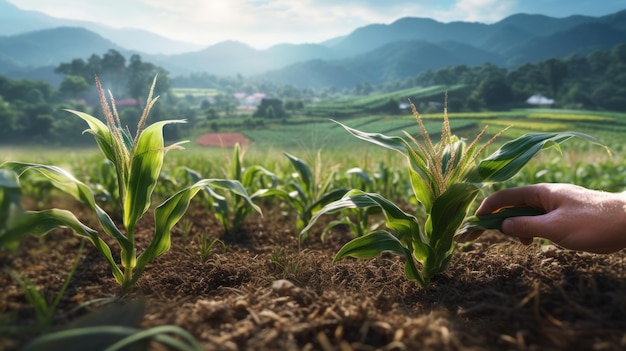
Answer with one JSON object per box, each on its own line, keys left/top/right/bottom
{"left": 383, "top": 43, "right": 626, "bottom": 111}
{"left": 1, "top": 44, "right": 624, "bottom": 145}
{"left": 0, "top": 50, "right": 189, "bottom": 145}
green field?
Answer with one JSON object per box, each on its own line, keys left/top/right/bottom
{"left": 171, "top": 87, "right": 221, "bottom": 99}
{"left": 301, "top": 85, "right": 465, "bottom": 117}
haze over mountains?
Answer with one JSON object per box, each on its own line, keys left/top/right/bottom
{"left": 1, "top": 0, "right": 625, "bottom": 89}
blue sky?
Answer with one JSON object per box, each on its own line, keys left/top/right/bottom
{"left": 8, "top": 0, "right": 626, "bottom": 48}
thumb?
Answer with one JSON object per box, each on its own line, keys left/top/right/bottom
{"left": 501, "top": 216, "right": 544, "bottom": 240}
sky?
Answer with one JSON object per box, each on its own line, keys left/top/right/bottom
{"left": 8, "top": 0, "right": 626, "bottom": 49}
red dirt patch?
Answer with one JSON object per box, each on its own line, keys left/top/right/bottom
{"left": 196, "top": 133, "right": 250, "bottom": 148}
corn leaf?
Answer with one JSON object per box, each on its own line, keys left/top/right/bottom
{"left": 124, "top": 120, "right": 184, "bottom": 232}
{"left": 241, "top": 165, "right": 278, "bottom": 191}
{"left": 0, "top": 170, "right": 22, "bottom": 234}
{"left": 334, "top": 230, "right": 406, "bottom": 260}
{"left": 303, "top": 190, "right": 424, "bottom": 245}
{"left": 409, "top": 167, "right": 433, "bottom": 212}
{"left": 0, "top": 162, "right": 130, "bottom": 250}
{"left": 284, "top": 153, "right": 313, "bottom": 194}
{"left": 1, "top": 209, "right": 123, "bottom": 283}
{"left": 65, "top": 110, "right": 117, "bottom": 164}
{"left": 307, "top": 187, "right": 350, "bottom": 214}
{"left": 136, "top": 178, "right": 258, "bottom": 273}
{"left": 333, "top": 120, "right": 409, "bottom": 154}
{"left": 428, "top": 183, "right": 480, "bottom": 256}
{"left": 230, "top": 143, "right": 242, "bottom": 181}
{"left": 471, "top": 132, "right": 607, "bottom": 183}
{"left": 459, "top": 206, "right": 544, "bottom": 234}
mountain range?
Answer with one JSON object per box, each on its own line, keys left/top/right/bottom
{"left": 1, "top": 0, "right": 625, "bottom": 89}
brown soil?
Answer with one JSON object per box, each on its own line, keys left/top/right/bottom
{"left": 1, "top": 200, "right": 626, "bottom": 351}
{"left": 196, "top": 133, "right": 250, "bottom": 148}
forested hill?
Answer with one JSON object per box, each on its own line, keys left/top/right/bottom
{"left": 0, "top": 4, "right": 625, "bottom": 87}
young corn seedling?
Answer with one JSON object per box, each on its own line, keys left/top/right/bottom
{"left": 320, "top": 167, "right": 382, "bottom": 241}
{"left": 0, "top": 76, "right": 258, "bottom": 292}
{"left": 185, "top": 143, "right": 270, "bottom": 235}
{"left": 303, "top": 101, "right": 607, "bottom": 287}
{"left": 263, "top": 152, "right": 349, "bottom": 241}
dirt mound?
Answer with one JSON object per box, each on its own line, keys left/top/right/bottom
{"left": 196, "top": 133, "right": 250, "bottom": 147}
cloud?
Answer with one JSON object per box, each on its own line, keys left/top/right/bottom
{"left": 449, "top": 0, "right": 519, "bottom": 22}
{"left": 7, "top": 0, "right": 623, "bottom": 48}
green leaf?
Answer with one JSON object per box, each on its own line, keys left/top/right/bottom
{"left": 334, "top": 231, "right": 406, "bottom": 260}
{"left": 0, "top": 169, "right": 22, "bottom": 235}
{"left": 241, "top": 165, "right": 278, "bottom": 191}
{"left": 1, "top": 209, "right": 123, "bottom": 283}
{"left": 303, "top": 190, "right": 424, "bottom": 246}
{"left": 230, "top": 143, "right": 242, "bottom": 181}
{"left": 65, "top": 110, "right": 117, "bottom": 163}
{"left": 471, "top": 132, "right": 607, "bottom": 183}
{"left": 1, "top": 162, "right": 129, "bottom": 249}
{"left": 459, "top": 206, "right": 544, "bottom": 234}
{"left": 334, "top": 120, "right": 409, "bottom": 154}
{"left": 284, "top": 153, "right": 313, "bottom": 194}
{"left": 307, "top": 187, "right": 350, "bottom": 214}
{"left": 124, "top": 120, "right": 185, "bottom": 232}
{"left": 429, "top": 183, "right": 480, "bottom": 254}
{"left": 408, "top": 167, "right": 433, "bottom": 212}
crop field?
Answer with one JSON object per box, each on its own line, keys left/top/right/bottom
{"left": 301, "top": 85, "right": 465, "bottom": 117}
{"left": 171, "top": 87, "right": 221, "bottom": 99}
{"left": 2, "top": 105, "right": 626, "bottom": 351}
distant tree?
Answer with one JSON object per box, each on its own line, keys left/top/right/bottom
{"left": 200, "top": 99, "right": 211, "bottom": 110}
{"left": 126, "top": 54, "right": 170, "bottom": 105}
{"left": 101, "top": 49, "right": 126, "bottom": 92}
{"left": 59, "top": 75, "right": 90, "bottom": 98}
{"left": 562, "top": 83, "right": 594, "bottom": 108}
{"left": 588, "top": 50, "right": 612, "bottom": 76}
{"left": 541, "top": 58, "right": 568, "bottom": 99}
{"left": 355, "top": 82, "right": 373, "bottom": 95}
{"left": 266, "top": 105, "right": 276, "bottom": 119}
{"left": 0, "top": 96, "right": 18, "bottom": 139}
{"left": 284, "top": 99, "right": 304, "bottom": 112}
{"left": 253, "top": 98, "right": 287, "bottom": 118}
{"left": 55, "top": 58, "right": 89, "bottom": 81}
{"left": 206, "top": 107, "right": 219, "bottom": 120}
{"left": 213, "top": 93, "right": 239, "bottom": 116}
{"left": 478, "top": 77, "right": 514, "bottom": 107}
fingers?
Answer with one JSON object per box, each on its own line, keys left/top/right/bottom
{"left": 501, "top": 214, "right": 553, "bottom": 241}
{"left": 475, "top": 184, "right": 552, "bottom": 216}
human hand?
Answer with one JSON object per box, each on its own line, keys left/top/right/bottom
{"left": 459, "top": 183, "right": 626, "bottom": 254}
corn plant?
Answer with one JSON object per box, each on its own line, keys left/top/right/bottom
{"left": 320, "top": 167, "right": 382, "bottom": 241}
{"left": 304, "top": 102, "right": 606, "bottom": 287}
{"left": 0, "top": 76, "right": 257, "bottom": 292}
{"left": 263, "top": 152, "right": 349, "bottom": 241}
{"left": 185, "top": 143, "right": 269, "bottom": 235}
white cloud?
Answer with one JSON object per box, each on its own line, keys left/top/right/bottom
{"left": 6, "top": 0, "right": 623, "bottom": 48}
{"left": 450, "top": 0, "right": 519, "bottom": 22}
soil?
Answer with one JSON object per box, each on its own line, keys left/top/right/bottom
{"left": 1, "top": 199, "right": 626, "bottom": 351}
{"left": 196, "top": 133, "right": 250, "bottom": 148}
